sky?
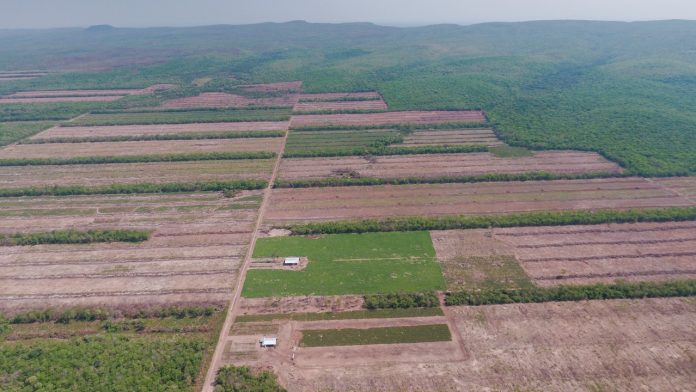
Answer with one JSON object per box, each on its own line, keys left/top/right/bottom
{"left": 1, "top": 0, "right": 694, "bottom": 29}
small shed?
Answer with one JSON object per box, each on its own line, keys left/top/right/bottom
{"left": 283, "top": 257, "right": 300, "bottom": 266}
{"left": 260, "top": 337, "right": 277, "bottom": 347}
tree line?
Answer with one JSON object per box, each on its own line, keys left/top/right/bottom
{"left": 0, "top": 229, "right": 150, "bottom": 246}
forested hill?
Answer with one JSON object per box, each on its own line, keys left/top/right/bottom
{"left": 1, "top": 20, "right": 695, "bottom": 175}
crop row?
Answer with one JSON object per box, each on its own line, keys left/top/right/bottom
{"left": 4, "top": 305, "right": 219, "bottom": 325}
{"left": 0, "top": 229, "right": 150, "bottom": 246}
{"left": 287, "top": 207, "right": 696, "bottom": 234}
{"left": 20, "top": 130, "right": 286, "bottom": 144}
{"left": 290, "top": 121, "right": 488, "bottom": 132}
{"left": 282, "top": 144, "right": 488, "bottom": 158}
{"left": 0, "top": 151, "right": 275, "bottom": 166}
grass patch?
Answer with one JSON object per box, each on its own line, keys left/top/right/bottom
{"left": 243, "top": 231, "right": 446, "bottom": 297}
{"left": 443, "top": 256, "right": 535, "bottom": 291}
{"left": 0, "top": 151, "right": 275, "bottom": 167}
{"left": 66, "top": 108, "right": 291, "bottom": 126}
{"left": 236, "top": 307, "right": 444, "bottom": 323}
{"left": 20, "top": 130, "right": 286, "bottom": 144}
{"left": 0, "top": 121, "right": 54, "bottom": 146}
{"left": 299, "top": 324, "right": 451, "bottom": 347}
{"left": 488, "top": 145, "right": 534, "bottom": 157}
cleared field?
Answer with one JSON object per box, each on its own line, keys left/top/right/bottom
{"left": 264, "top": 177, "right": 695, "bottom": 224}
{"left": 278, "top": 151, "right": 623, "bottom": 181}
{"left": 0, "top": 95, "right": 125, "bottom": 104}
{"left": 655, "top": 176, "right": 696, "bottom": 202}
{"left": 68, "top": 108, "right": 292, "bottom": 126}
{"left": 290, "top": 110, "right": 486, "bottom": 128}
{"left": 298, "top": 92, "right": 382, "bottom": 101}
{"left": 300, "top": 324, "right": 451, "bottom": 347}
{"left": 0, "top": 191, "right": 261, "bottom": 312}
{"left": 0, "top": 137, "right": 282, "bottom": 159}
{"left": 400, "top": 129, "right": 503, "bottom": 147}
{"left": 31, "top": 121, "right": 289, "bottom": 139}
{"left": 243, "top": 231, "right": 445, "bottom": 297}
{"left": 293, "top": 100, "right": 387, "bottom": 113}
{"left": 157, "top": 92, "right": 298, "bottom": 109}
{"left": 5, "top": 85, "right": 174, "bottom": 98}
{"left": 0, "top": 159, "right": 274, "bottom": 188}
{"left": 239, "top": 81, "right": 303, "bottom": 92}
{"left": 285, "top": 129, "right": 398, "bottom": 154}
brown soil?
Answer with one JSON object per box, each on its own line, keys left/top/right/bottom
{"left": 239, "top": 295, "right": 364, "bottom": 315}
{"left": 293, "top": 100, "right": 388, "bottom": 113}
{"left": 0, "top": 159, "right": 274, "bottom": 188}
{"left": 298, "top": 92, "right": 381, "bottom": 101}
{"left": 290, "top": 110, "right": 486, "bottom": 127}
{"left": 264, "top": 178, "right": 695, "bottom": 223}
{"left": 31, "top": 121, "right": 290, "bottom": 139}
{"left": 269, "top": 297, "right": 696, "bottom": 391}
{"left": 278, "top": 151, "right": 623, "bottom": 181}
{"left": 654, "top": 177, "right": 696, "bottom": 202}
{"left": 399, "top": 129, "right": 504, "bottom": 146}
{"left": 158, "top": 92, "right": 298, "bottom": 109}
{"left": 0, "top": 138, "right": 282, "bottom": 159}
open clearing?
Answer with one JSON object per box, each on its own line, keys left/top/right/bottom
{"left": 299, "top": 324, "right": 451, "bottom": 347}
{"left": 157, "top": 92, "right": 299, "bottom": 109}
{"left": 298, "top": 92, "right": 382, "bottom": 101}
{"left": 655, "top": 176, "right": 696, "bottom": 202}
{"left": 264, "top": 177, "right": 695, "bottom": 224}
{"left": 293, "top": 100, "right": 388, "bottom": 113}
{"left": 432, "top": 221, "right": 696, "bottom": 287}
{"left": 278, "top": 151, "right": 623, "bottom": 181}
{"left": 290, "top": 110, "right": 486, "bottom": 127}
{"left": 285, "top": 129, "right": 398, "bottom": 154}
{"left": 240, "top": 81, "right": 303, "bottom": 92}
{"left": 0, "top": 159, "right": 274, "bottom": 188}
{"left": 4, "top": 85, "right": 174, "bottom": 98}
{"left": 0, "top": 137, "right": 282, "bottom": 158}
{"left": 268, "top": 297, "right": 696, "bottom": 391}
{"left": 31, "top": 121, "right": 289, "bottom": 139}
{"left": 68, "top": 108, "right": 292, "bottom": 126}
{"left": 243, "top": 231, "right": 445, "bottom": 297}
{"left": 399, "top": 128, "right": 503, "bottom": 146}
{"left": 0, "top": 95, "right": 126, "bottom": 104}
{"left": 0, "top": 191, "right": 260, "bottom": 312}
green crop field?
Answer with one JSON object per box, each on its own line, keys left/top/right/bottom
{"left": 0, "top": 121, "right": 54, "bottom": 146}
{"left": 243, "top": 231, "right": 446, "bottom": 297}
{"left": 66, "top": 108, "right": 292, "bottom": 126}
{"left": 236, "top": 307, "right": 444, "bottom": 323}
{"left": 284, "top": 129, "right": 401, "bottom": 155}
{"left": 299, "top": 324, "right": 452, "bottom": 347}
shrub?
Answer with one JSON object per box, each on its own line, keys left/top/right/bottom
{"left": 364, "top": 292, "right": 440, "bottom": 309}
{"left": 0, "top": 229, "right": 150, "bottom": 246}
{"left": 0, "top": 151, "right": 275, "bottom": 167}
{"left": 214, "top": 366, "right": 286, "bottom": 392}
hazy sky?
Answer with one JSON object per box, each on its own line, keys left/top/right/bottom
{"left": 1, "top": 0, "right": 694, "bottom": 29}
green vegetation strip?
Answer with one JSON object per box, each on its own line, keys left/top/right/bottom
{"left": 64, "top": 108, "right": 291, "bottom": 126}
{"left": 0, "top": 151, "right": 275, "bottom": 166}
{"left": 364, "top": 292, "right": 440, "bottom": 309}
{"left": 288, "top": 207, "right": 696, "bottom": 234}
{"left": 290, "top": 122, "right": 488, "bottom": 131}
{"left": 215, "top": 366, "right": 286, "bottom": 392}
{"left": 282, "top": 144, "right": 488, "bottom": 158}
{"left": 445, "top": 280, "right": 696, "bottom": 306}
{"left": 20, "top": 130, "right": 286, "bottom": 144}
{"left": 300, "top": 324, "right": 451, "bottom": 347}
{"left": 236, "top": 307, "right": 443, "bottom": 323}
{"left": 0, "top": 229, "right": 150, "bottom": 246}
{"left": 0, "top": 121, "right": 54, "bottom": 146}
{"left": 275, "top": 171, "right": 626, "bottom": 188}
{"left": 243, "top": 232, "right": 446, "bottom": 297}
{"left": 0, "top": 179, "right": 267, "bottom": 197}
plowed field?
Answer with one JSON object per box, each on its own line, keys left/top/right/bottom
{"left": 293, "top": 100, "right": 387, "bottom": 113}
{"left": 290, "top": 110, "right": 486, "bottom": 128}
{"left": 158, "top": 92, "right": 298, "bottom": 109}
{"left": 399, "top": 129, "right": 503, "bottom": 146}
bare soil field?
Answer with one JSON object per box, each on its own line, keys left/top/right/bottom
{"left": 264, "top": 177, "right": 695, "bottom": 224}
{"left": 293, "top": 100, "right": 388, "bottom": 113}
{"left": 261, "top": 297, "right": 696, "bottom": 391}
{"left": 0, "top": 191, "right": 261, "bottom": 312}
{"left": 290, "top": 110, "right": 486, "bottom": 128}
{"left": 399, "top": 129, "right": 504, "bottom": 146}
{"left": 278, "top": 151, "right": 623, "bottom": 181}
{"left": 31, "top": 121, "right": 290, "bottom": 139}
{"left": 0, "top": 159, "right": 274, "bottom": 188}
{"left": 654, "top": 177, "right": 696, "bottom": 202}
{"left": 0, "top": 137, "right": 282, "bottom": 158}
{"left": 239, "top": 295, "right": 365, "bottom": 316}
{"left": 240, "top": 81, "right": 303, "bottom": 92}
{"left": 157, "top": 92, "right": 298, "bottom": 109}
{"left": 298, "top": 92, "right": 382, "bottom": 101}
{"left": 0, "top": 95, "right": 126, "bottom": 104}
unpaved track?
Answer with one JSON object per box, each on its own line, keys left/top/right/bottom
{"left": 202, "top": 121, "right": 290, "bottom": 391}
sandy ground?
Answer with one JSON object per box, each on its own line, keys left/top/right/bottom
{"left": 31, "top": 121, "right": 290, "bottom": 139}
{"left": 257, "top": 297, "right": 696, "bottom": 391}
{"left": 655, "top": 177, "right": 696, "bottom": 202}
{"left": 278, "top": 151, "right": 623, "bottom": 181}
{"left": 264, "top": 177, "right": 695, "bottom": 223}
{"left": 0, "top": 191, "right": 261, "bottom": 312}
{"left": 293, "top": 100, "right": 388, "bottom": 113}
{"left": 290, "top": 110, "right": 486, "bottom": 127}
{"left": 0, "top": 159, "right": 274, "bottom": 188}
{"left": 399, "top": 129, "right": 504, "bottom": 146}
{"left": 0, "top": 138, "right": 283, "bottom": 158}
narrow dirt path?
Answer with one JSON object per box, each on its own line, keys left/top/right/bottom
{"left": 201, "top": 121, "right": 290, "bottom": 391}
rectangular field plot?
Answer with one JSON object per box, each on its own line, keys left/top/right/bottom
{"left": 68, "top": 108, "right": 292, "bottom": 126}
{"left": 293, "top": 100, "right": 388, "bottom": 113}
{"left": 0, "top": 96, "right": 126, "bottom": 104}
{"left": 300, "top": 324, "right": 451, "bottom": 347}
{"left": 0, "top": 159, "right": 274, "bottom": 189}
{"left": 298, "top": 92, "right": 382, "bottom": 101}
{"left": 264, "top": 177, "right": 695, "bottom": 224}
{"left": 278, "top": 151, "right": 623, "bottom": 181}
{"left": 31, "top": 121, "right": 289, "bottom": 140}
{"left": 0, "top": 191, "right": 260, "bottom": 312}
{"left": 285, "top": 129, "right": 399, "bottom": 154}
{"left": 0, "top": 137, "right": 282, "bottom": 159}
{"left": 290, "top": 110, "right": 486, "bottom": 128}
{"left": 243, "top": 231, "right": 446, "bottom": 297}
{"left": 278, "top": 298, "right": 696, "bottom": 391}
{"left": 655, "top": 176, "right": 696, "bottom": 202}
{"left": 157, "top": 92, "right": 299, "bottom": 109}
{"left": 399, "top": 129, "right": 503, "bottom": 147}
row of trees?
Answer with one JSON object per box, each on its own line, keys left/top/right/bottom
{"left": 6, "top": 305, "right": 218, "bottom": 324}
{"left": 20, "top": 131, "right": 286, "bottom": 144}
{"left": 290, "top": 121, "right": 488, "bottom": 132}
{"left": 214, "top": 366, "right": 286, "bottom": 392}
{"left": 363, "top": 292, "right": 440, "bottom": 309}
{"left": 0, "top": 229, "right": 150, "bottom": 246}
{"left": 0, "top": 180, "right": 268, "bottom": 197}
{"left": 288, "top": 207, "right": 696, "bottom": 234}
{"left": 0, "top": 151, "right": 275, "bottom": 167}
{"left": 282, "top": 144, "right": 487, "bottom": 158}
{"left": 445, "top": 280, "right": 696, "bottom": 306}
